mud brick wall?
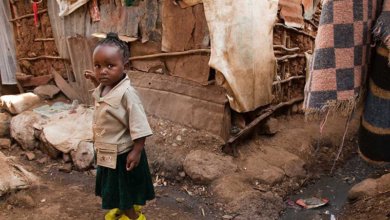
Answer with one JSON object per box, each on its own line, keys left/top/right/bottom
{"left": 9, "top": 1, "right": 67, "bottom": 77}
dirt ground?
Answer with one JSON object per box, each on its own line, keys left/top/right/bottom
{"left": 0, "top": 109, "right": 387, "bottom": 220}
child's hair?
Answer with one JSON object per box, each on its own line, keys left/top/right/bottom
{"left": 96, "top": 32, "right": 130, "bottom": 63}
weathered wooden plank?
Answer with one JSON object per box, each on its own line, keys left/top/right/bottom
{"left": 66, "top": 36, "right": 96, "bottom": 105}
{"left": 128, "top": 71, "right": 230, "bottom": 140}
{"left": 53, "top": 69, "right": 82, "bottom": 101}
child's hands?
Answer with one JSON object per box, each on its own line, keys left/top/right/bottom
{"left": 84, "top": 70, "right": 99, "bottom": 87}
{"left": 126, "top": 150, "right": 141, "bottom": 171}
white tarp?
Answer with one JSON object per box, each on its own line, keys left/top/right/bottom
{"left": 0, "top": 0, "right": 18, "bottom": 85}
{"left": 203, "top": 0, "right": 278, "bottom": 112}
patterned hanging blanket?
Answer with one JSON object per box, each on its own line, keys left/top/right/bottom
{"left": 304, "top": 0, "right": 384, "bottom": 115}
{"left": 304, "top": 0, "right": 390, "bottom": 162}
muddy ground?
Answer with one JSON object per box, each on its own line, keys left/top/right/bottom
{"left": 0, "top": 111, "right": 388, "bottom": 220}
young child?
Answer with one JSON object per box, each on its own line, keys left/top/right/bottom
{"left": 87, "top": 32, "right": 155, "bottom": 220}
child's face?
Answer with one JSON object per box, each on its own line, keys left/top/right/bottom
{"left": 93, "top": 45, "right": 125, "bottom": 86}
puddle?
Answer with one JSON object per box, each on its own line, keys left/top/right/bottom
{"left": 281, "top": 154, "right": 390, "bottom": 220}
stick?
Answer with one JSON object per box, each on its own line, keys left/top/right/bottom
{"left": 274, "top": 45, "right": 300, "bottom": 52}
{"left": 129, "top": 45, "right": 305, "bottom": 61}
{"left": 272, "top": 75, "right": 305, "bottom": 85}
{"left": 275, "top": 23, "right": 316, "bottom": 39}
{"left": 227, "top": 97, "right": 304, "bottom": 144}
{"left": 129, "top": 49, "right": 211, "bottom": 61}
{"left": 18, "top": 56, "right": 66, "bottom": 61}
{"left": 34, "top": 38, "right": 55, "bottom": 42}
{"left": 277, "top": 54, "right": 305, "bottom": 61}
{"left": 9, "top": 9, "right": 48, "bottom": 22}
{"left": 330, "top": 107, "right": 355, "bottom": 174}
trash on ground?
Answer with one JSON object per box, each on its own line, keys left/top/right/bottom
{"left": 295, "top": 197, "right": 329, "bottom": 209}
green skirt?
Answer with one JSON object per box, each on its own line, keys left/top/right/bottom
{"left": 95, "top": 149, "right": 155, "bottom": 210}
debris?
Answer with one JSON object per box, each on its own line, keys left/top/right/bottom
{"left": 59, "top": 163, "right": 72, "bottom": 173}
{"left": 222, "top": 215, "right": 233, "bottom": 219}
{"left": 175, "top": 197, "right": 185, "bottom": 203}
{"left": 176, "top": 135, "right": 182, "bottom": 141}
{"left": 296, "top": 197, "right": 329, "bottom": 209}
{"left": 0, "top": 138, "right": 11, "bottom": 149}
{"left": 183, "top": 150, "right": 238, "bottom": 184}
{"left": 201, "top": 207, "right": 205, "bottom": 216}
{"left": 285, "top": 199, "right": 302, "bottom": 210}
{"left": 40, "top": 199, "right": 46, "bottom": 203}
{"left": 25, "top": 152, "right": 36, "bottom": 161}
{"left": 0, "top": 112, "right": 11, "bottom": 137}
{"left": 33, "top": 85, "right": 60, "bottom": 99}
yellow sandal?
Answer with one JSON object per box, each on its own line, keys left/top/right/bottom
{"left": 105, "top": 208, "right": 123, "bottom": 220}
{"left": 118, "top": 213, "right": 146, "bottom": 220}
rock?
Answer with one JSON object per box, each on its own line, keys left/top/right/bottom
{"left": 59, "top": 163, "right": 72, "bottom": 173}
{"left": 259, "top": 118, "right": 280, "bottom": 135}
{"left": 33, "top": 85, "right": 60, "bottom": 99}
{"left": 258, "top": 146, "right": 306, "bottom": 178}
{"left": 0, "top": 151, "right": 38, "bottom": 196}
{"left": 348, "top": 178, "right": 378, "bottom": 201}
{"left": 38, "top": 133, "right": 61, "bottom": 159}
{"left": 222, "top": 215, "right": 233, "bottom": 219}
{"left": 0, "top": 138, "right": 11, "bottom": 149}
{"left": 37, "top": 157, "right": 48, "bottom": 164}
{"left": 348, "top": 173, "right": 390, "bottom": 201}
{"left": 184, "top": 150, "right": 238, "bottom": 184}
{"left": 211, "top": 174, "right": 253, "bottom": 202}
{"left": 0, "top": 93, "right": 41, "bottom": 114}
{"left": 39, "top": 106, "right": 93, "bottom": 154}
{"left": 25, "top": 152, "right": 36, "bottom": 161}
{"left": 226, "top": 191, "right": 284, "bottom": 220}
{"left": 10, "top": 111, "right": 46, "bottom": 151}
{"left": 0, "top": 112, "right": 11, "bottom": 137}
{"left": 176, "top": 135, "right": 182, "bottom": 141}
{"left": 242, "top": 155, "right": 285, "bottom": 185}
{"left": 175, "top": 197, "right": 185, "bottom": 203}
{"left": 376, "top": 173, "right": 390, "bottom": 191}
{"left": 179, "top": 171, "right": 186, "bottom": 177}
{"left": 62, "top": 153, "right": 71, "bottom": 163}
{"left": 70, "top": 140, "right": 94, "bottom": 171}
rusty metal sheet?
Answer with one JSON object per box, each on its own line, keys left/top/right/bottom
{"left": 162, "top": 2, "right": 210, "bottom": 84}
{"left": 279, "top": 0, "right": 304, "bottom": 29}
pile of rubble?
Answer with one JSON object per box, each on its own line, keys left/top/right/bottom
{"left": 0, "top": 85, "right": 95, "bottom": 196}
